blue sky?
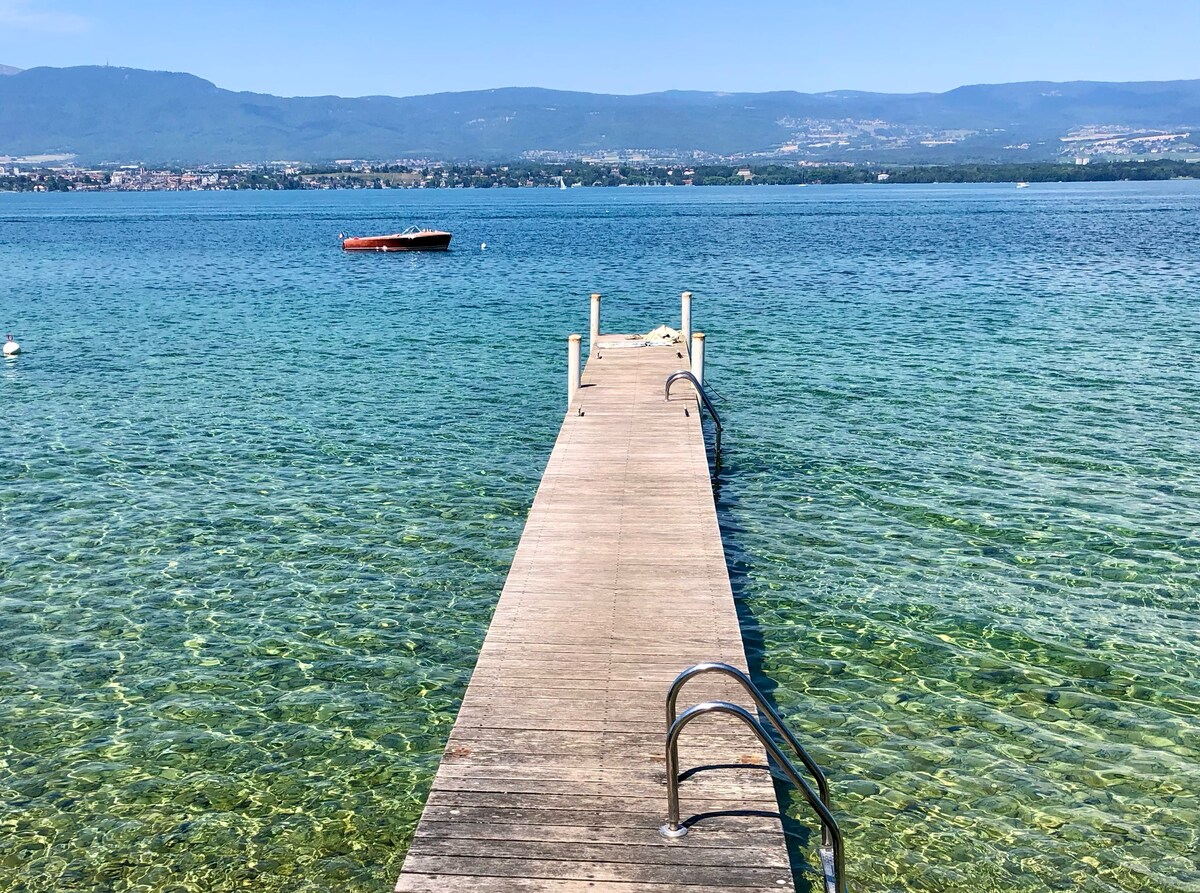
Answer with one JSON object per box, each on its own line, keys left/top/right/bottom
{"left": 1, "top": 0, "right": 1197, "bottom": 97}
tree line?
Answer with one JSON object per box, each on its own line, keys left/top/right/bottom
{"left": 3, "top": 159, "right": 1197, "bottom": 192}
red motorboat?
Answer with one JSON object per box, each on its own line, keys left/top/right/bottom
{"left": 341, "top": 226, "right": 452, "bottom": 251}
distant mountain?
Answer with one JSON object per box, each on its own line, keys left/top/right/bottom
{"left": 2, "top": 65, "right": 1199, "bottom": 164}
{"left": 0, "top": 64, "right": 23, "bottom": 76}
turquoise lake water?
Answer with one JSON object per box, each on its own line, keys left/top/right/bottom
{"left": 1, "top": 183, "right": 1198, "bottom": 893}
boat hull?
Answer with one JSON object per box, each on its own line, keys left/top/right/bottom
{"left": 342, "top": 231, "right": 452, "bottom": 251}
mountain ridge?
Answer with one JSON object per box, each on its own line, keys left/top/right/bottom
{"left": 2, "top": 65, "right": 1199, "bottom": 164}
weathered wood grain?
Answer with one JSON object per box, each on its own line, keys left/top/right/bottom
{"left": 395, "top": 338, "right": 793, "bottom": 892}
{"left": 396, "top": 874, "right": 785, "bottom": 893}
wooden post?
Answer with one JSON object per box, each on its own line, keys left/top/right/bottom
{"left": 691, "top": 332, "right": 705, "bottom": 386}
{"left": 590, "top": 293, "right": 601, "bottom": 351}
{"left": 568, "top": 334, "right": 582, "bottom": 406}
{"left": 681, "top": 291, "right": 692, "bottom": 355}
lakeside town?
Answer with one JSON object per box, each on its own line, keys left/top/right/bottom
{"left": 2, "top": 158, "right": 1199, "bottom": 192}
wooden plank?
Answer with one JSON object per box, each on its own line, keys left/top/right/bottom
{"left": 395, "top": 336, "right": 795, "bottom": 891}
{"left": 407, "top": 838, "right": 790, "bottom": 870}
{"left": 400, "top": 855, "right": 792, "bottom": 888}
{"left": 413, "top": 804, "right": 783, "bottom": 835}
{"left": 410, "top": 819, "right": 782, "bottom": 850}
{"left": 432, "top": 763, "right": 772, "bottom": 786}
{"left": 396, "top": 874, "right": 783, "bottom": 893}
{"left": 441, "top": 726, "right": 772, "bottom": 752}
{"left": 425, "top": 790, "right": 781, "bottom": 814}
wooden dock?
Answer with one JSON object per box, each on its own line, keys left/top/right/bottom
{"left": 395, "top": 324, "right": 796, "bottom": 893}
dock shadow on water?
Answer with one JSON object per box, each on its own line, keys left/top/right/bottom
{"left": 716, "top": 453, "right": 819, "bottom": 893}
{"left": 709, "top": 288, "right": 1200, "bottom": 893}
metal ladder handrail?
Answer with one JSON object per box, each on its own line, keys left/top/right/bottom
{"left": 664, "top": 370, "right": 723, "bottom": 457}
{"left": 666, "top": 662, "right": 832, "bottom": 811}
{"left": 661, "top": 701, "right": 848, "bottom": 893}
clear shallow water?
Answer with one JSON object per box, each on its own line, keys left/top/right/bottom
{"left": 1, "top": 183, "right": 1198, "bottom": 893}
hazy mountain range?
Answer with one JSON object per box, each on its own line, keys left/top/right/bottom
{"left": 2, "top": 64, "right": 1199, "bottom": 165}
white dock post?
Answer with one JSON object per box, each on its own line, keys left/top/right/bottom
{"left": 681, "top": 291, "right": 692, "bottom": 354}
{"left": 691, "top": 332, "right": 705, "bottom": 386}
{"left": 568, "top": 334, "right": 582, "bottom": 406}
{"left": 590, "top": 293, "right": 601, "bottom": 352}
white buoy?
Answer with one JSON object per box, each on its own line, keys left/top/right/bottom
{"left": 2, "top": 334, "right": 19, "bottom": 357}
{"left": 481, "top": 242, "right": 487, "bottom": 251}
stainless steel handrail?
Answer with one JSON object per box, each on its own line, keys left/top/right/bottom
{"left": 665, "top": 370, "right": 723, "bottom": 457}
{"left": 666, "top": 662, "right": 832, "bottom": 811}
{"left": 661, "top": 701, "right": 848, "bottom": 893}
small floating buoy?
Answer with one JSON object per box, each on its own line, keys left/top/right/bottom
{"left": 3, "top": 333, "right": 19, "bottom": 357}
{"left": 481, "top": 242, "right": 486, "bottom": 251}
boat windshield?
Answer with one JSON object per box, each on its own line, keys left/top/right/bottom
{"left": 400, "top": 225, "right": 425, "bottom": 235}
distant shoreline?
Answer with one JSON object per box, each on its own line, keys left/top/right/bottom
{"left": 1, "top": 159, "right": 1196, "bottom": 193}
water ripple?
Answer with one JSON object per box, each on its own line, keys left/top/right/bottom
{"left": 2, "top": 183, "right": 1199, "bottom": 892}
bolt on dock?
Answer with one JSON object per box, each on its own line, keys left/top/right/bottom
{"left": 395, "top": 293, "right": 841, "bottom": 893}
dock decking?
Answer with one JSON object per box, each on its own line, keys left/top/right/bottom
{"left": 395, "top": 332, "right": 795, "bottom": 893}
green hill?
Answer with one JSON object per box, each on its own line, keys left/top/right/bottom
{"left": 2, "top": 65, "right": 1199, "bottom": 164}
